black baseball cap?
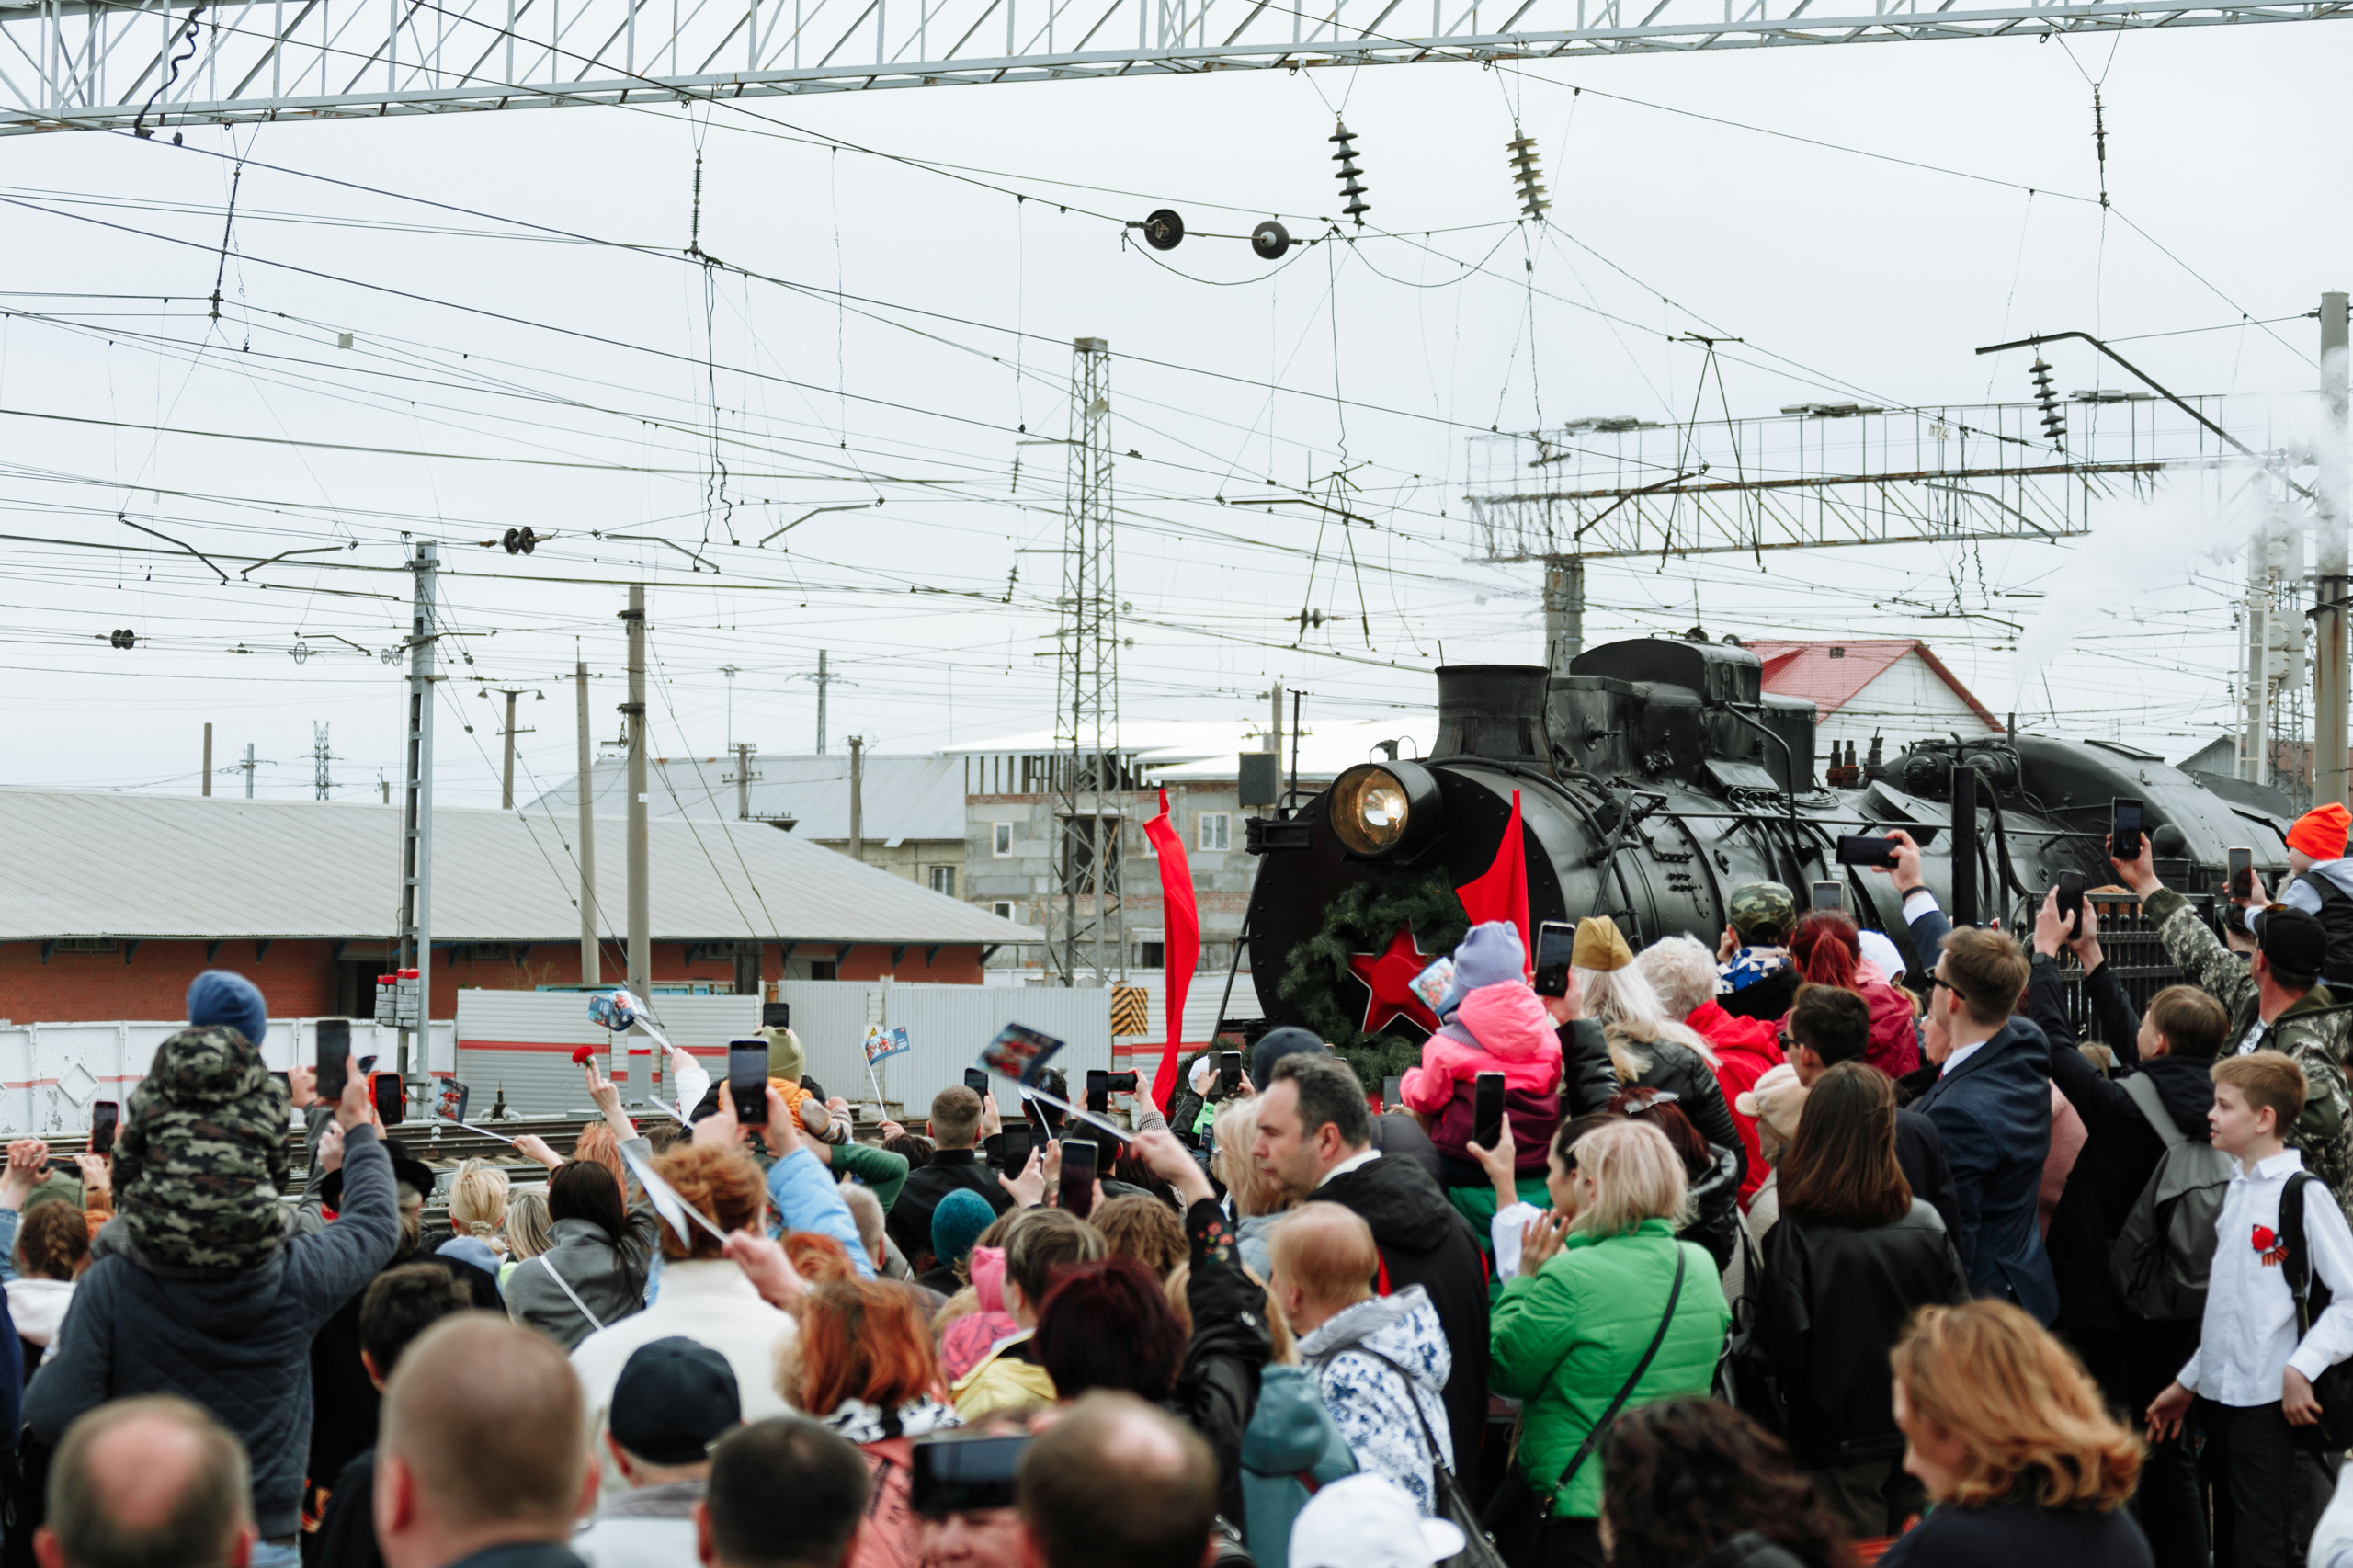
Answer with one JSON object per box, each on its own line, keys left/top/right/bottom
{"left": 2256, "top": 905, "right": 2331, "bottom": 981}
{"left": 1252, "top": 1027, "right": 1329, "bottom": 1089}
{"left": 609, "top": 1337, "right": 742, "bottom": 1465}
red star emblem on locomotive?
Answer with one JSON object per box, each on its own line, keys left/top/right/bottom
{"left": 1346, "top": 926, "right": 1445, "bottom": 1036}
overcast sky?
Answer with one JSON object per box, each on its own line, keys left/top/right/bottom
{"left": 2, "top": 19, "right": 2344, "bottom": 808}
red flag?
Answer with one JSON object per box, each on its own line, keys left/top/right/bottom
{"left": 1452, "top": 788, "right": 1531, "bottom": 972}
{"left": 1142, "top": 787, "right": 1201, "bottom": 1113}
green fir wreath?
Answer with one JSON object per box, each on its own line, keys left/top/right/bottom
{"left": 1274, "top": 868, "right": 1470, "bottom": 1086}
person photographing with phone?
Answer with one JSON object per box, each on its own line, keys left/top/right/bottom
{"left": 2274, "top": 803, "right": 2353, "bottom": 995}
{"left": 1394, "top": 921, "right": 1564, "bottom": 1196}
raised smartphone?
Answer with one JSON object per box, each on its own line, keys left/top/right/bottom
{"left": 728, "top": 1040, "right": 770, "bottom": 1126}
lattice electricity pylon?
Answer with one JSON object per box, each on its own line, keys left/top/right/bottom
{"left": 1051, "top": 336, "right": 1126, "bottom": 991}
{"left": 3, "top": 0, "right": 2347, "bottom": 135}
{"left": 1465, "top": 392, "right": 2280, "bottom": 567}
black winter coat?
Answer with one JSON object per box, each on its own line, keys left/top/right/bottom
{"left": 2025, "top": 960, "right": 2215, "bottom": 1341}
{"left": 1880, "top": 1496, "right": 2154, "bottom": 1568}
{"left": 1317, "top": 1151, "right": 1490, "bottom": 1482}
{"left": 1758, "top": 1199, "right": 1970, "bottom": 1467}
{"left": 1557, "top": 1019, "right": 1618, "bottom": 1117}
{"left": 1172, "top": 1199, "right": 1273, "bottom": 1533}
{"left": 1682, "top": 1142, "right": 1745, "bottom": 1272}
{"left": 1618, "top": 1033, "right": 1750, "bottom": 1196}
{"left": 884, "top": 1147, "right": 1012, "bottom": 1269}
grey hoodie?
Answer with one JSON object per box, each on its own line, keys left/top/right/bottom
{"left": 1298, "top": 1283, "right": 1452, "bottom": 1514}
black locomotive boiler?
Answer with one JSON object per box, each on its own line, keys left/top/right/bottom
{"left": 1243, "top": 636, "right": 2293, "bottom": 1060}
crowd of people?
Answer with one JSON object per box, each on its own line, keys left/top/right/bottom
{"left": 21, "top": 801, "right": 2353, "bottom": 1568}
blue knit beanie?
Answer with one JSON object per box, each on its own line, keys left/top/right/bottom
{"left": 931, "top": 1188, "right": 995, "bottom": 1268}
{"left": 186, "top": 970, "right": 267, "bottom": 1048}
{"left": 1435, "top": 921, "right": 1526, "bottom": 1018}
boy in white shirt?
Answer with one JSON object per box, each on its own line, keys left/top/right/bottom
{"left": 2146, "top": 1051, "right": 2353, "bottom": 1568}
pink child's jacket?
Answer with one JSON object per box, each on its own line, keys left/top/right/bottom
{"left": 1399, "top": 983, "right": 1564, "bottom": 1170}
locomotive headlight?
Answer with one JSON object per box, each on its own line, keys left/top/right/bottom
{"left": 1329, "top": 761, "right": 1442, "bottom": 858}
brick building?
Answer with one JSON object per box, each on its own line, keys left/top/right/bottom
{"left": 0, "top": 790, "right": 1023, "bottom": 1024}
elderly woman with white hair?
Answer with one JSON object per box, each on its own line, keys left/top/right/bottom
{"left": 1638, "top": 933, "right": 1784, "bottom": 1210}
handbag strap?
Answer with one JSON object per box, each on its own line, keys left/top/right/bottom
{"left": 1340, "top": 1345, "right": 1452, "bottom": 1480}
{"left": 2285, "top": 1172, "right": 2321, "bottom": 1330}
{"left": 1554, "top": 1244, "right": 1688, "bottom": 1493}
{"left": 2120, "top": 1073, "right": 2187, "bottom": 1150}
{"left": 536, "top": 1250, "right": 606, "bottom": 1335}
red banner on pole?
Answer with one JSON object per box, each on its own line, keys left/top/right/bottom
{"left": 1452, "top": 788, "right": 1530, "bottom": 971}
{"left": 1142, "top": 786, "right": 1200, "bottom": 1112}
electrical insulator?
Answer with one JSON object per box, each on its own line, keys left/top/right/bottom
{"left": 1329, "top": 121, "right": 1370, "bottom": 227}
{"left": 108, "top": 629, "right": 136, "bottom": 649}
{"left": 2029, "top": 358, "right": 2066, "bottom": 446}
{"left": 502, "top": 526, "right": 540, "bottom": 555}
{"left": 1506, "top": 131, "right": 1549, "bottom": 220}
{"left": 1251, "top": 220, "right": 1291, "bottom": 261}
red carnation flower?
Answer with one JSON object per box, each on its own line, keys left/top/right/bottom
{"left": 2255, "top": 1225, "right": 2278, "bottom": 1253}
{"left": 571, "top": 1044, "right": 597, "bottom": 1066}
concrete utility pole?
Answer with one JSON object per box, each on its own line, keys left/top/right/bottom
{"left": 574, "top": 659, "right": 601, "bottom": 986}
{"left": 2318, "top": 290, "right": 2350, "bottom": 810}
{"left": 814, "top": 650, "right": 831, "bottom": 754}
{"left": 243, "top": 743, "right": 256, "bottom": 798}
{"left": 395, "top": 541, "right": 439, "bottom": 1109}
{"left": 1267, "top": 679, "right": 1283, "bottom": 756}
{"left": 727, "top": 742, "right": 760, "bottom": 820}
{"left": 847, "top": 735, "right": 866, "bottom": 861}
{"left": 202, "top": 723, "right": 212, "bottom": 796}
{"left": 494, "top": 688, "right": 535, "bottom": 810}
{"left": 622, "top": 587, "right": 652, "bottom": 1006}
{"left": 1542, "top": 556, "right": 1586, "bottom": 673}
{"left": 2245, "top": 564, "right": 2273, "bottom": 787}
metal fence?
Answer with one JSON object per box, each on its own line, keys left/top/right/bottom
{"left": 2028, "top": 892, "right": 2206, "bottom": 1050}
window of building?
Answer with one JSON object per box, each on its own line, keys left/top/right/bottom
{"left": 1199, "top": 812, "right": 1231, "bottom": 852}
{"left": 929, "top": 866, "right": 958, "bottom": 897}
{"left": 1138, "top": 941, "right": 1165, "bottom": 968}
{"left": 992, "top": 822, "right": 1013, "bottom": 858}
{"left": 53, "top": 938, "right": 118, "bottom": 954}
{"left": 993, "top": 901, "right": 1018, "bottom": 922}
{"left": 809, "top": 960, "right": 838, "bottom": 982}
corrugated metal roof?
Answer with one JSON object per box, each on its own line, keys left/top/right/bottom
{"left": 526, "top": 754, "right": 965, "bottom": 843}
{"left": 1746, "top": 639, "right": 2001, "bottom": 731}
{"left": 0, "top": 790, "right": 1026, "bottom": 945}
{"left": 948, "top": 718, "right": 1427, "bottom": 782}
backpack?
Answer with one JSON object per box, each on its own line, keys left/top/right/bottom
{"left": 2108, "top": 1073, "right": 2234, "bottom": 1321}
{"left": 2279, "top": 1173, "right": 2353, "bottom": 1452}
{"left": 2305, "top": 873, "right": 2353, "bottom": 989}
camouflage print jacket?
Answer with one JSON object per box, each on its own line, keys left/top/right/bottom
{"left": 114, "top": 1025, "right": 293, "bottom": 1273}
{"left": 2145, "top": 886, "right": 2353, "bottom": 1210}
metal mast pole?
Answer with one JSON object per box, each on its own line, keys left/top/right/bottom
{"left": 395, "top": 542, "right": 438, "bottom": 1107}
{"left": 815, "top": 650, "right": 830, "bottom": 755}
{"left": 1052, "top": 337, "right": 1123, "bottom": 987}
{"left": 1542, "top": 556, "right": 1586, "bottom": 673}
{"left": 2318, "top": 290, "right": 2350, "bottom": 810}
{"left": 574, "top": 659, "right": 600, "bottom": 985}
{"left": 622, "top": 587, "right": 652, "bottom": 1005}
{"left": 2245, "top": 557, "right": 2272, "bottom": 787}
{"left": 202, "top": 722, "right": 212, "bottom": 796}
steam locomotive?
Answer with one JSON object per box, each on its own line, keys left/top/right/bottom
{"left": 1243, "top": 635, "right": 2292, "bottom": 1047}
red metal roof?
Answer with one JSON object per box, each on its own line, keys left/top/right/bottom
{"left": 1745, "top": 639, "right": 2003, "bottom": 733}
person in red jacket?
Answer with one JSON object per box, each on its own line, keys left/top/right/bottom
{"left": 1638, "top": 933, "right": 1780, "bottom": 1208}
{"left": 1790, "top": 910, "right": 1923, "bottom": 1078}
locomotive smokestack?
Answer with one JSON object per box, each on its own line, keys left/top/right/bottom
{"left": 1432, "top": 665, "right": 1552, "bottom": 767}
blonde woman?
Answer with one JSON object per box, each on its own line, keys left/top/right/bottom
{"left": 1577, "top": 923, "right": 1745, "bottom": 1188}
{"left": 1212, "top": 1096, "right": 1294, "bottom": 1280}
{"left": 1490, "top": 1117, "right": 1731, "bottom": 1567}
{"left": 499, "top": 1189, "right": 551, "bottom": 1290}
{"left": 438, "top": 1158, "right": 510, "bottom": 1269}
{"left": 1882, "top": 1300, "right": 2146, "bottom": 1566}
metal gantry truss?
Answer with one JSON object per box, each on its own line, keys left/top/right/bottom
{"left": 1051, "top": 336, "right": 1126, "bottom": 991}
{"left": 1466, "top": 392, "right": 2272, "bottom": 566}
{"left": 3, "top": 0, "right": 2347, "bottom": 133}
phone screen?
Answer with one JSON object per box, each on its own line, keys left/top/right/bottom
{"left": 1473, "top": 1072, "right": 1506, "bottom": 1151}
{"left": 729, "top": 1041, "right": 771, "bottom": 1125}
{"left": 909, "top": 1434, "right": 1029, "bottom": 1517}
{"left": 761, "top": 1002, "right": 790, "bottom": 1029}
{"left": 370, "top": 1073, "right": 404, "bottom": 1126}
{"left": 1836, "top": 835, "right": 1901, "bottom": 869}
{"left": 1382, "top": 1074, "right": 1403, "bottom": 1108}
{"left": 2112, "top": 799, "right": 2144, "bottom": 859}
{"left": 2057, "top": 870, "right": 2086, "bottom": 937}
{"left": 1086, "top": 1069, "right": 1110, "bottom": 1112}
{"left": 316, "top": 1018, "right": 351, "bottom": 1103}
{"left": 2229, "top": 846, "right": 2254, "bottom": 901}
{"left": 1532, "top": 919, "right": 1574, "bottom": 998}
{"left": 89, "top": 1101, "right": 119, "bottom": 1156}
{"left": 1059, "top": 1138, "right": 1098, "bottom": 1220}
{"left": 1219, "top": 1051, "right": 1242, "bottom": 1099}
{"left": 1000, "top": 1121, "right": 1032, "bottom": 1174}
{"left": 964, "top": 1068, "right": 990, "bottom": 1097}
{"left": 1811, "top": 881, "right": 1846, "bottom": 913}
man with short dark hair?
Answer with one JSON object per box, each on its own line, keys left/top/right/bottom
{"left": 695, "top": 1419, "right": 868, "bottom": 1568}
{"left": 884, "top": 1087, "right": 1012, "bottom": 1272}
{"left": 38, "top": 1396, "right": 256, "bottom": 1568}
{"left": 1783, "top": 983, "right": 1960, "bottom": 1237}
{"left": 374, "top": 1316, "right": 594, "bottom": 1568}
{"left": 1253, "top": 1052, "right": 1486, "bottom": 1481}
{"left": 310, "top": 1265, "right": 477, "bottom": 1568}
{"left": 1017, "top": 1393, "right": 1216, "bottom": 1568}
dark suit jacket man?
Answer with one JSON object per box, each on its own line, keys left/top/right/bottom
{"left": 1904, "top": 895, "right": 2061, "bottom": 1324}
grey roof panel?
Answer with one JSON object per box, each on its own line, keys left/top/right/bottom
{"left": 0, "top": 790, "right": 1024, "bottom": 945}
{"left": 528, "top": 753, "right": 967, "bottom": 841}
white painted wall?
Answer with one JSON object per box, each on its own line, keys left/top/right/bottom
{"left": 1815, "top": 650, "right": 2002, "bottom": 768}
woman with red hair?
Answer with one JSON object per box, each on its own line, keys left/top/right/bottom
{"left": 782, "top": 1277, "right": 961, "bottom": 1568}
{"left": 1790, "top": 909, "right": 1923, "bottom": 1078}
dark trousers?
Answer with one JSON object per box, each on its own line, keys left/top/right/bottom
{"left": 2075, "top": 1327, "right": 2207, "bottom": 1568}
{"left": 1532, "top": 1516, "right": 1604, "bottom": 1568}
{"left": 2196, "top": 1398, "right": 2320, "bottom": 1568}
